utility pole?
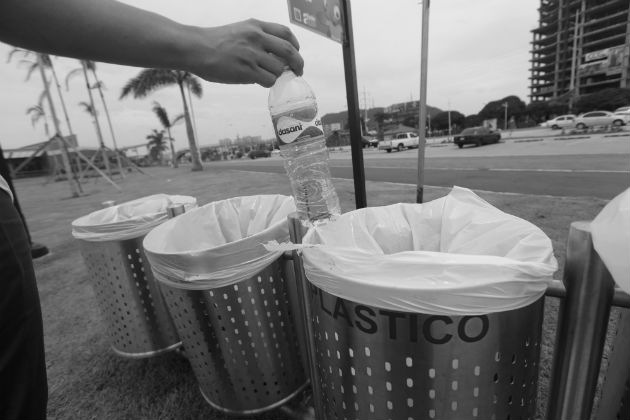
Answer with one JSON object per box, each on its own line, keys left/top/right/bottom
{"left": 447, "top": 100, "right": 452, "bottom": 141}
{"left": 502, "top": 102, "right": 508, "bottom": 130}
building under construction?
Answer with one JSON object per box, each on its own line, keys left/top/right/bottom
{"left": 529, "top": 0, "right": 630, "bottom": 103}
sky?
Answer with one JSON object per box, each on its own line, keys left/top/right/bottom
{"left": 0, "top": 0, "right": 540, "bottom": 151}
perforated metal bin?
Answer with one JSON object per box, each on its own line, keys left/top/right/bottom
{"left": 306, "top": 285, "right": 544, "bottom": 420}
{"left": 157, "top": 257, "right": 307, "bottom": 415}
{"left": 72, "top": 194, "right": 196, "bottom": 358}
{"left": 80, "top": 237, "right": 181, "bottom": 357}
{"left": 142, "top": 195, "right": 307, "bottom": 415}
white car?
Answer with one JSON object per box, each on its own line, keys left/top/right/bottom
{"left": 542, "top": 114, "right": 576, "bottom": 129}
{"left": 614, "top": 106, "right": 630, "bottom": 114}
{"left": 574, "top": 111, "right": 627, "bottom": 129}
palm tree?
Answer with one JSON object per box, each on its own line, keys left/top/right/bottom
{"left": 26, "top": 92, "right": 50, "bottom": 137}
{"left": 152, "top": 101, "right": 184, "bottom": 168}
{"left": 67, "top": 62, "right": 111, "bottom": 175}
{"left": 146, "top": 129, "right": 167, "bottom": 164}
{"left": 7, "top": 50, "right": 80, "bottom": 197}
{"left": 120, "top": 69, "right": 203, "bottom": 171}
{"left": 9, "top": 49, "right": 75, "bottom": 136}
{"left": 84, "top": 61, "right": 124, "bottom": 176}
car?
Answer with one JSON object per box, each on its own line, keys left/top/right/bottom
{"left": 248, "top": 149, "right": 271, "bottom": 159}
{"left": 378, "top": 132, "right": 419, "bottom": 152}
{"left": 362, "top": 136, "right": 379, "bottom": 148}
{"left": 453, "top": 126, "right": 501, "bottom": 148}
{"left": 614, "top": 106, "right": 630, "bottom": 114}
{"left": 541, "top": 114, "right": 576, "bottom": 129}
{"left": 574, "top": 111, "right": 626, "bottom": 129}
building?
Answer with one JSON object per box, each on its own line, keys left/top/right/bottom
{"left": 529, "top": 0, "right": 630, "bottom": 102}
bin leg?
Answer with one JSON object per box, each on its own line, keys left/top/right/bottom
{"left": 547, "top": 221, "right": 616, "bottom": 420}
{"left": 288, "top": 214, "right": 325, "bottom": 420}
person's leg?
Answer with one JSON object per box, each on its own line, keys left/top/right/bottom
{"left": 0, "top": 191, "right": 48, "bottom": 420}
{"left": 0, "top": 144, "right": 49, "bottom": 259}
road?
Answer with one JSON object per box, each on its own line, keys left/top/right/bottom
{"left": 211, "top": 134, "right": 630, "bottom": 199}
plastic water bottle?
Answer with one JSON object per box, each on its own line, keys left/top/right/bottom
{"left": 268, "top": 70, "right": 340, "bottom": 223}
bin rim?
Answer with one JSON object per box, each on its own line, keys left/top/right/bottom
{"left": 71, "top": 194, "right": 197, "bottom": 242}
{"left": 142, "top": 194, "right": 296, "bottom": 290}
{"left": 143, "top": 194, "right": 294, "bottom": 256}
{"left": 300, "top": 187, "right": 558, "bottom": 315}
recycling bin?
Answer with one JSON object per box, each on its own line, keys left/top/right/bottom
{"left": 71, "top": 194, "right": 196, "bottom": 358}
{"left": 143, "top": 195, "right": 308, "bottom": 414}
{"left": 299, "top": 187, "right": 558, "bottom": 420}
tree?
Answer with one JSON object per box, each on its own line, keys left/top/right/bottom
{"left": 7, "top": 50, "right": 80, "bottom": 196}
{"left": 9, "top": 49, "right": 75, "bottom": 136}
{"left": 152, "top": 101, "right": 184, "bottom": 168}
{"left": 26, "top": 91, "right": 50, "bottom": 137}
{"left": 146, "top": 129, "right": 167, "bottom": 163}
{"left": 67, "top": 62, "right": 111, "bottom": 175}
{"left": 464, "top": 114, "right": 484, "bottom": 128}
{"left": 479, "top": 96, "right": 527, "bottom": 128}
{"left": 120, "top": 69, "right": 203, "bottom": 171}
{"left": 431, "top": 110, "right": 465, "bottom": 131}
{"left": 574, "top": 88, "right": 630, "bottom": 114}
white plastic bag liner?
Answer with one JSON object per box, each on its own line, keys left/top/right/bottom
{"left": 143, "top": 195, "right": 296, "bottom": 290}
{"left": 301, "top": 187, "right": 558, "bottom": 315}
{"left": 591, "top": 188, "right": 630, "bottom": 294}
{"left": 71, "top": 194, "right": 197, "bottom": 242}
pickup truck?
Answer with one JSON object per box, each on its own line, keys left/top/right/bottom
{"left": 378, "top": 132, "right": 419, "bottom": 153}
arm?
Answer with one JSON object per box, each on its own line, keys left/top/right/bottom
{"left": 0, "top": 0, "right": 303, "bottom": 87}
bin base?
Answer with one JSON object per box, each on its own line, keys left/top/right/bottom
{"left": 111, "top": 341, "right": 182, "bottom": 359}
{"left": 199, "top": 380, "right": 309, "bottom": 416}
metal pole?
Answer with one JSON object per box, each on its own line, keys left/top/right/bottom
{"left": 416, "top": 0, "right": 430, "bottom": 203}
{"left": 547, "top": 221, "right": 616, "bottom": 420}
{"left": 288, "top": 214, "right": 325, "bottom": 420}
{"left": 340, "top": 0, "right": 367, "bottom": 209}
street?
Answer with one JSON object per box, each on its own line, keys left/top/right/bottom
{"left": 211, "top": 133, "right": 630, "bottom": 199}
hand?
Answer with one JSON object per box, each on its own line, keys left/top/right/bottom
{"left": 189, "top": 19, "right": 304, "bottom": 88}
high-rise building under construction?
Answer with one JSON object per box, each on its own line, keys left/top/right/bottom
{"left": 529, "top": 0, "right": 630, "bottom": 102}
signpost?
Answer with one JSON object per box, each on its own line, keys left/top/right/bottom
{"left": 288, "top": 0, "right": 367, "bottom": 209}
{"left": 416, "top": 0, "right": 430, "bottom": 203}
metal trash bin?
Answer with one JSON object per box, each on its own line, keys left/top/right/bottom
{"left": 143, "top": 195, "right": 308, "bottom": 414}
{"left": 298, "top": 187, "right": 558, "bottom": 420}
{"left": 71, "top": 194, "right": 196, "bottom": 358}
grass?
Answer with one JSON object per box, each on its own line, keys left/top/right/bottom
{"left": 15, "top": 165, "right": 616, "bottom": 419}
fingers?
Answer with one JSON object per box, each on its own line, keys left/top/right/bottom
{"left": 253, "top": 67, "right": 278, "bottom": 88}
{"left": 258, "top": 21, "right": 300, "bottom": 51}
{"left": 257, "top": 52, "right": 285, "bottom": 78}
{"left": 257, "top": 21, "right": 304, "bottom": 76}
{"left": 262, "top": 36, "right": 304, "bottom": 76}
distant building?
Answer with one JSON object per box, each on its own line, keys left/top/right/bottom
{"left": 529, "top": 0, "right": 630, "bottom": 102}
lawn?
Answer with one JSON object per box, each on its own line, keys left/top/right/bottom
{"left": 15, "top": 165, "right": 616, "bottom": 419}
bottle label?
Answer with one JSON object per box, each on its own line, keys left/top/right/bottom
{"left": 275, "top": 115, "right": 323, "bottom": 145}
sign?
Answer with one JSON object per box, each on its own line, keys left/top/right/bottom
{"left": 579, "top": 46, "right": 626, "bottom": 77}
{"left": 287, "top": 0, "right": 343, "bottom": 43}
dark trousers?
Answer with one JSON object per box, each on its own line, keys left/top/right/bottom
{"left": 0, "top": 191, "right": 48, "bottom": 419}
{"left": 0, "top": 145, "right": 31, "bottom": 244}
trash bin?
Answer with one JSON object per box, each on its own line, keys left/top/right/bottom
{"left": 300, "top": 187, "right": 558, "bottom": 420}
{"left": 72, "top": 194, "right": 196, "bottom": 358}
{"left": 143, "top": 194, "right": 308, "bottom": 414}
